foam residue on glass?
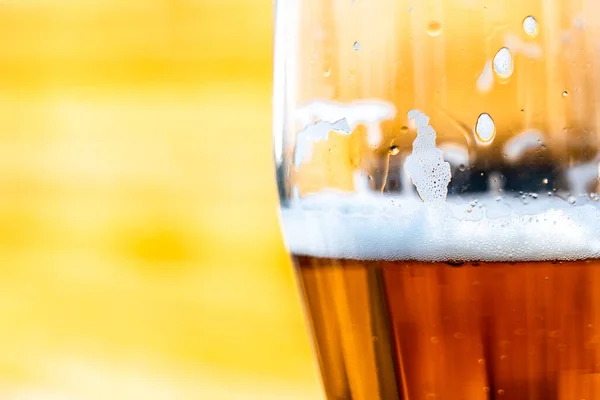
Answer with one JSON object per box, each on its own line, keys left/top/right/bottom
{"left": 503, "top": 130, "right": 545, "bottom": 163}
{"left": 404, "top": 110, "right": 451, "bottom": 203}
{"left": 293, "top": 119, "right": 351, "bottom": 168}
{"left": 295, "top": 100, "right": 396, "bottom": 150}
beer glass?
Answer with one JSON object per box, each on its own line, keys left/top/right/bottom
{"left": 274, "top": 1, "right": 600, "bottom": 399}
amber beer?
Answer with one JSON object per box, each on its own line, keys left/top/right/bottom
{"left": 281, "top": 190, "right": 600, "bottom": 400}
{"left": 295, "top": 255, "right": 600, "bottom": 400}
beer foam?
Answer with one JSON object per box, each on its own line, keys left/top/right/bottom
{"left": 405, "top": 110, "right": 451, "bottom": 202}
{"left": 295, "top": 100, "right": 396, "bottom": 149}
{"left": 281, "top": 192, "right": 600, "bottom": 262}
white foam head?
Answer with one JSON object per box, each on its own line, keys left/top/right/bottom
{"left": 281, "top": 191, "right": 600, "bottom": 262}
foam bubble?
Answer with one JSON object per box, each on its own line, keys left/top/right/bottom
{"left": 405, "top": 110, "right": 451, "bottom": 202}
{"left": 281, "top": 191, "right": 600, "bottom": 262}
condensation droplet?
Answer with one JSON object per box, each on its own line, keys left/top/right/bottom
{"left": 430, "top": 336, "right": 439, "bottom": 344}
{"left": 523, "top": 16, "right": 538, "bottom": 37}
{"left": 427, "top": 21, "right": 442, "bottom": 36}
{"left": 475, "top": 113, "right": 496, "bottom": 143}
{"left": 500, "top": 354, "right": 508, "bottom": 360}
{"left": 478, "top": 358, "right": 485, "bottom": 365}
{"left": 568, "top": 196, "right": 577, "bottom": 205}
{"left": 389, "top": 145, "right": 400, "bottom": 156}
{"left": 353, "top": 41, "right": 361, "bottom": 51}
{"left": 459, "top": 164, "right": 466, "bottom": 172}
{"left": 562, "top": 90, "right": 568, "bottom": 97}
{"left": 483, "top": 387, "right": 490, "bottom": 393}
{"left": 493, "top": 47, "right": 514, "bottom": 79}
{"left": 324, "top": 68, "right": 331, "bottom": 77}
{"left": 543, "top": 178, "right": 549, "bottom": 184}
{"left": 498, "top": 389, "right": 505, "bottom": 396}
{"left": 400, "top": 125, "right": 409, "bottom": 133}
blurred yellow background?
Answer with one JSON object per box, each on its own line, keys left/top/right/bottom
{"left": 0, "top": 0, "right": 321, "bottom": 398}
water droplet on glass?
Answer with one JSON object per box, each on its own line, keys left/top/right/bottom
{"left": 500, "top": 354, "right": 508, "bottom": 360}
{"left": 475, "top": 113, "right": 496, "bottom": 143}
{"left": 478, "top": 358, "right": 485, "bottom": 364}
{"left": 562, "top": 90, "right": 569, "bottom": 97}
{"left": 568, "top": 196, "right": 577, "bottom": 205}
{"left": 427, "top": 21, "right": 442, "bottom": 36}
{"left": 483, "top": 387, "right": 490, "bottom": 393}
{"left": 400, "top": 125, "right": 409, "bottom": 133}
{"left": 353, "top": 41, "right": 361, "bottom": 51}
{"left": 543, "top": 178, "right": 549, "bottom": 184}
{"left": 458, "top": 164, "right": 466, "bottom": 172}
{"left": 531, "top": 193, "right": 538, "bottom": 199}
{"left": 493, "top": 47, "right": 514, "bottom": 79}
{"left": 498, "top": 389, "right": 505, "bottom": 396}
{"left": 389, "top": 145, "right": 400, "bottom": 156}
{"left": 523, "top": 16, "right": 538, "bottom": 37}
{"left": 324, "top": 68, "right": 331, "bottom": 77}
{"left": 430, "top": 336, "right": 439, "bottom": 344}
